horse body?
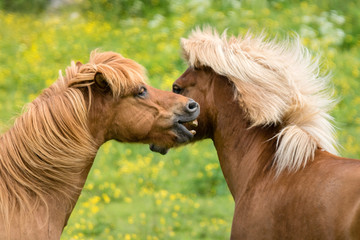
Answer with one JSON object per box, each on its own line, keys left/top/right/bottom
{"left": 0, "top": 50, "right": 199, "bottom": 239}
{"left": 169, "top": 28, "right": 360, "bottom": 239}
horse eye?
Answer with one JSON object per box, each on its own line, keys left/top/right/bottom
{"left": 137, "top": 86, "right": 147, "bottom": 98}
{"left": 172, "top": 84, "right": 183, "bottom": 94}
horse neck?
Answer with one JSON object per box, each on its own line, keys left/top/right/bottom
{"left": 210, "top": 77, "right": 277, "bottom": 200}
{"left": 0, "top": 88, "right": 99, "bottom": 235}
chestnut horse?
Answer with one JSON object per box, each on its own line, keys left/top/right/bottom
{"left": 169, "top": 28, "right": 360, "bottom": 239}
{"left": 0, "top": 50, "right": 199, "bottom": 239}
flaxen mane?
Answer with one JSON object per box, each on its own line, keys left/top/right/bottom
{"left": 181, "top": 28, "right": 338, "bottom": 174}
{"left": 0, "top": 50, "right": 146, "bottom": 225}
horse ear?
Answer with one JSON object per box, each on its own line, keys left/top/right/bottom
{"left": 94, "top": 72, "right": 108, "bottom": 89}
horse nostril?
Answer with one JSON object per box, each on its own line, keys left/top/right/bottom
{"left": 186, "top": 99, "right": 198, "bottom": 113}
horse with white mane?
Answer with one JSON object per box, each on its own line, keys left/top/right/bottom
{"left": 157, "top": 28, "right": 360, "bottom": 239}
{"left": 0, "top": 50, "right": 199, "bottom": 239}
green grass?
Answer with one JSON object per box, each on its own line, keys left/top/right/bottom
{"left": 1, "top": 1, "right": 360, "bottom": 239}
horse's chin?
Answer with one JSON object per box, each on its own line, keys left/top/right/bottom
{"left": 149, "top": 144, "right": 169, "bottom": 155}
{"left": 149, "top": 119, "right": 199, "bottom": 155}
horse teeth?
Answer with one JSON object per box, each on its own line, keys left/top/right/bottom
{"left": 190, "top": 130, "right": 196, "bottom": 135}
{"left": 191, "top": 119, "right": 198, "bottom": 127}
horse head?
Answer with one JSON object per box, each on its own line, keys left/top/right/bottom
{"left": 69, "top": 50, "right": 200, "bottom": 152}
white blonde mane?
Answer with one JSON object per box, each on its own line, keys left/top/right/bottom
{"left": 181, "top": 28, "right": 338, "bottom": 174}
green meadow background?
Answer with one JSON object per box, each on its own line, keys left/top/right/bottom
{"left": 0, "top": 0, "right": 359, "bottom": 239}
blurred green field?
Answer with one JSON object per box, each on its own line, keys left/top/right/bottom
{"left": 0, "top": 0, "right": 360, "bottom": 239}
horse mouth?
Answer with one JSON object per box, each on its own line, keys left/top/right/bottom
{"left": 174, "top": 118, "right": 198, "bottom": 142}
{"left": 179, "top": 119, "right": 198, "bottom": 135}
{"left": 150, "top": 109, "right": 199, "bottom": 155}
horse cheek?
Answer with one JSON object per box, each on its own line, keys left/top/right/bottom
{"left": 131, "top": 114, "right": 154, "bottom": 139}
{"left": 114, "top": 112, "right": 154, "bottom": 142}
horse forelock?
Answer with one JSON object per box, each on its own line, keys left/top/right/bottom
{"left": 69, "top": 50, "right": 147, "bottom": 97}
{"left": 181, "top": 27, "right": 338, "bottom": 174}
